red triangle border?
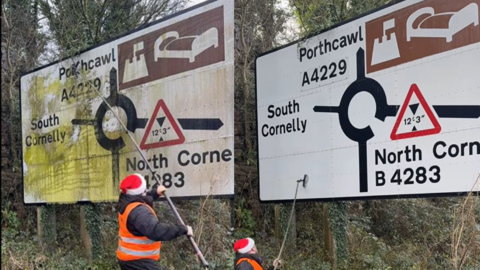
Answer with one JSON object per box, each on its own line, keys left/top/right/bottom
{"left": 390, "top": 84, "right": 441, "bottom": 140}
{"left": 140, "top": 99, "right": 185, "bottom": 149}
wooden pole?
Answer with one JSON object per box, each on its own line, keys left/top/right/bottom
{"left": 37, "top": 206, "right": 43, "bottom": 248}
{"left": 323, "top": 204, "right": 335, "bottom": 267}
{"left": 80, "top": 205, "right": 93, "bottom": 264}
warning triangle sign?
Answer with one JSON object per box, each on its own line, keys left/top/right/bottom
{"left": 140, "top": 99, "right": 185, "bottom": 149}
{"left": 390, "top": 84, "right": 441, "bottom": 140}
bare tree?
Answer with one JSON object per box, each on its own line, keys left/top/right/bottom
{"left": 39, "top": 0, "right": 189, "bottom": 57}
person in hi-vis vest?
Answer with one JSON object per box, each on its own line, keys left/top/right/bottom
{"left": 234, "top": 238, "right": 282, "bottom": 270}
{"left": 117, "top": 173, "right": 193, "bottom": 270}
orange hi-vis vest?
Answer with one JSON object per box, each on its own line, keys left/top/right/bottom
{"left": 117, "top": 202, "right": 162, "bottom": 261}
{"left": 236, "top": 258, "right": 263, "bottom": 270}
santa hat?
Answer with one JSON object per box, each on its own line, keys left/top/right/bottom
{"left": 120, "top": 174, "right": 147, "bottom": 195}
{"left": 234, "top": 238, "right": 255, "bottom": 254}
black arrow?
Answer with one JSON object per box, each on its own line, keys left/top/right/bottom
{"left": 71, "top": 119, "right": 95, "bottom": 125}
{"left": 433, "top": 105, "right": 480, "bottom": 119}
{"left": 72, "top": 118, "right": 148, "bottom": 129}
{"left": 313, "top": 106, "right": 339, "bottom": 113}
{"left": 135, "top": 118, "right": 148, "bottom": 129}
{"left": 178, "top": 118, "right": 224, "bottom": 130}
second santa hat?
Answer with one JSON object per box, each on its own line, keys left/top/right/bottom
{"left": 234, "top": 238, "right": 255, "bottom": 254}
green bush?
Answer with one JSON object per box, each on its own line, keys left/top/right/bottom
{"left": 235, "top": 198, "right": 257, "bottom": 239}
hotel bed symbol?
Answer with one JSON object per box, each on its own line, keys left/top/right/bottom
{"left": 371, "top": 18, "right": 401, "bottom": 65}
{"left": 406, "top": 3, "right": 479, "bottom": 42}
{"left": 154, "top": 27, "right": 219, "bottom": 63}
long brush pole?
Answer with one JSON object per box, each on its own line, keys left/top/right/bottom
{"left": 91, "top": 82, "right": 209, "bottom": 269}
{"left": 273, "top": 176, "right": 305, "bottom": 270}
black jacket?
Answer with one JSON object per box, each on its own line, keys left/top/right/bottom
{"left": 234, "top": 253, "right": 275, "bottom": 270}
{"left": 117, "top": 190, "right": 188, "bottom": 241}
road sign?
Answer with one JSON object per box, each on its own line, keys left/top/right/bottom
{"left": 390, "top": 84, "right": 441, "bottom": 140}
{"left": 20, "top": 0, "right": 234, "bottom": 204}
{"left": 256, "top": 0, "right": 480, "bottom": 202}
{"left": 140, "top": 99, "right": 186, "bottom": 149}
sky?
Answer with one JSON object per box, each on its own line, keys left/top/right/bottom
{"left": 186, "top": 0, "right": 300, "bottom": 44}
{"left": 186, "top": 0, "right": 207, "bottom": 8}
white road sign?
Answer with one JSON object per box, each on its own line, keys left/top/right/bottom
{"left": 20, "top": 0, "right": 234, "bottom": 204}
{"left": 256, "top": 0, "right": 480, "bottom": 202}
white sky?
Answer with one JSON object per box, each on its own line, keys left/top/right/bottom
{"left": 186, "top": 0, "right": 207, "bottom": 7}
{"left": 187, "top": 0, "right": 299, "bottom": 45}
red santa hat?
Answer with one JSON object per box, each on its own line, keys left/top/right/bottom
{"left": 234, "top": 238, "right": 255, "bottom": 254}
{"left": 120, "top": 173, "right": 147, "bottom": 195}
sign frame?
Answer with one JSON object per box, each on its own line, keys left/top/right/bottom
{"left": 255, "top": 0, "right": 480, "bottom": 203}
{"left": 20, "top": 0, "right": 235, "bottom": 205}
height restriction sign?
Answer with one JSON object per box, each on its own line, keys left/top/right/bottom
{"left": 256, "top": 0, "right": 480, "bottom": 202}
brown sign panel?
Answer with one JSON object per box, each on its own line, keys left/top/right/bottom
{"left": 366, "top": 0, "right": 480, "bottom": 74}
{"left": 118, "top": 6, "right": 225, "bottom": 90}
